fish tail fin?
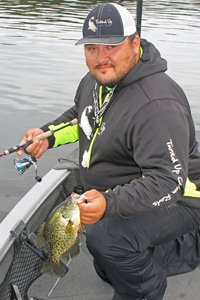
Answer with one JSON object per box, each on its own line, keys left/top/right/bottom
{"left": 62, "top": 236, "right": 81, "bottom": 261}
{"left": 35, "top": 223, "right": 47, "bottom": 247}
{"left": 41, "top": 259, "right": 65, "bottom": 277}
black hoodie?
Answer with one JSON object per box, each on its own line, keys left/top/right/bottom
{"left": 41, "top": 39, "right": 200, "bottom": 218}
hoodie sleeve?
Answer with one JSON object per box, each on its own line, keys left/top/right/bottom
{"left": 102, "top": 99, "right": 191, "bottom": 218}
{"left": 40, "top": 105, "right": 79, "bottom": 148}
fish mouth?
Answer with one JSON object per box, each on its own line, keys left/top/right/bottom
{"left": 71, "top": 192, "right": 87, "bottom": 204}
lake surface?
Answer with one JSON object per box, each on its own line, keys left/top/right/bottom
{"left": 0, "top": 0, "right": 200, "bottom": 222}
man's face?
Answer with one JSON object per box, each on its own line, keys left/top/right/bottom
{"left": 84, "top": 36, "right": 140, "bottom": 88}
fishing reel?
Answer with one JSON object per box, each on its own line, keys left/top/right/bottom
{"left": 14, "top": 151, "right": 42, "bottom": 182}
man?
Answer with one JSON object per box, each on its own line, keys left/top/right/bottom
{"left": 18, "top": 2, "right": 200, "bottom": 299}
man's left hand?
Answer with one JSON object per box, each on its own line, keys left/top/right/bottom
{"left": 79, "top": 189, "right": 106, "bottom": 225}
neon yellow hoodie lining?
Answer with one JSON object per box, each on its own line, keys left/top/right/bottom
{"left": 184, "top": 177, "right": 200, "bottom": 198}
{"left": 48, "top": 122, "right": 79, "bottom": 147}
{"left": 86, "top": 46, "right": 143, "bottom": 168}
{"left": 86, "top": 85, "right": 109, "bottom": 168}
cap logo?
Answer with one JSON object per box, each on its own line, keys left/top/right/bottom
{"left": 88, "top": 17, "right": 97, "bottom": 32}
{"left": 88, "top": 16, "right": 113, "bottom": 32}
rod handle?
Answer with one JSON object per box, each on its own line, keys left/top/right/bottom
{"left": 32, "top": 118, "right": 78, "bottom": 142}
{"left": 32, "top": 130, "right": 54, "bottom": 142}
{"left": 70, "top": 118, "right": 78, "bottom": 126}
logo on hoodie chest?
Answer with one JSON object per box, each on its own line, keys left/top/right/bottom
{"left": 79, "top": 106, "right": 107, "bottom": 139}
{"left": 79, "top": 106, "right": 93, "bottom": 140}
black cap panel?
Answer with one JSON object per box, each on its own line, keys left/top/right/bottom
{"left": 75, "top": 2, "right": 135, "bottom": 46}
{"left": 83, "top": 3, "right": 123, "bottom": 39}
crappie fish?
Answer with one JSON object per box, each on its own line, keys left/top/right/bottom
{"left": 35, "top": 192, "right": 85, "bottom": 277}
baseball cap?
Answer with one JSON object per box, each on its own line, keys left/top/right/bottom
{"left": 75, "top": 2, "right": 136, "bottom": 46}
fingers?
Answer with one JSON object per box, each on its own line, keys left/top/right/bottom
{"left": 79, "top": 204, "right": 104, "bottom": 224}
{"left": 17, "top": 139, "right": 27, "bottom": 156}
{"left": 17, "top": 133, "right": 32, "bottom": 156}
{"left": 79, "top": 190, "right": 106, "bottom": 225}
{"left": 26, "top": 140, "right": 44, "bottom": 158}
{"left": 80, "top": 213, "right": 99, "bottom": 225}
{"left": 84, "top": 189, "right": 100, "bottom": 197}
{"left": 17, "top": 128, "right": 49, "bottom": 158}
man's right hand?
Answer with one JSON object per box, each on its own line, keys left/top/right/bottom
{"left": 17, "top": 128, "right": 49, "bottom": 159}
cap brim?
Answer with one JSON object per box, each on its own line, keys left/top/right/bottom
{"left": 75, "top": 36, "right": 128, "bottom": 46}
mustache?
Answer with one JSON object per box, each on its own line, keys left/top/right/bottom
{"left": 94, "top": 62, "right": 114, "bottom": 69}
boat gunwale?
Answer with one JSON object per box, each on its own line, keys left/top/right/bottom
{"left": 0, "top": 167, "right": 70, "bottom": 264}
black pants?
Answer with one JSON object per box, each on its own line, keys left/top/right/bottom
{"left": 86, "top": 202, "right": 200, "bottom": 300}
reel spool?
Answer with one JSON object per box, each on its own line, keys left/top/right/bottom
{"left": 14, "top": 154, "right": 42, "bottom": 182}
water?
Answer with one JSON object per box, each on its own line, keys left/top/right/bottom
{"left": 0, "top": 0, "right": 200, "bottom": 222}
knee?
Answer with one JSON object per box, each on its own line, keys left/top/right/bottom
{"left": 86, "top": 218, "right": 146, "bottom": 255}
{"left": 85, "top": 220, "right": 111, "bottom": 259}
{"left": 85, "top": 223, "right": 98, "bottom": 253}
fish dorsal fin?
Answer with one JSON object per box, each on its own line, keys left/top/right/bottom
{"left": 62, "top": 236, "right": 80, "bottom": 261}
{"left": 65, "top": 219, "right": 74, "bottom": 234}
{"left": 35, "top": 223, "right": 47, "bottom": 248}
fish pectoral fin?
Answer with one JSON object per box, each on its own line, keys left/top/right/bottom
{"left": 65, "top": 219, "right": 74, "bottom": 233}
{"left": 62, "top": 236, "right": 80, "bottom": 261}
{"left": 78, "top": 223, "right": 86, "bottom": 235}
{"left": 35, "top": 223, "right": 47, "bottom": 248}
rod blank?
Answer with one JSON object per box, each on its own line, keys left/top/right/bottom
{"left": 136, "top": 0, "right": 143, "bottom": 37}
{"left": 0, "top": 118, "right": 78, "bottom": 157}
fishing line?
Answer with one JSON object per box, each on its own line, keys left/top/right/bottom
{"left": 58, "top": 158, "right": 79, "bottom": 167}
{"left": 0, "top": 152, "right": 16, "bottom": 162}
{"left": 48, "top": 254, "right": 72, "bottom": 297}
{"left": 48, "top": 278, "right": 60, "bottom": 297}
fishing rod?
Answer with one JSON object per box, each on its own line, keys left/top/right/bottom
{"left": 1, "top": 118, "right": 78, "bottom": 182}
{"left": 117, "top": 0, "right": 143, "bottom": 37}
{"left": 136, "top": 0, "right": 143, "bottom": 37}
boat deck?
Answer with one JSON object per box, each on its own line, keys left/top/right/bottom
{"left": 28, "top": 234, "right": 200, "bottom": 300}
{"left": 2, "top": 147, "right": 200, "bottom": 300}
